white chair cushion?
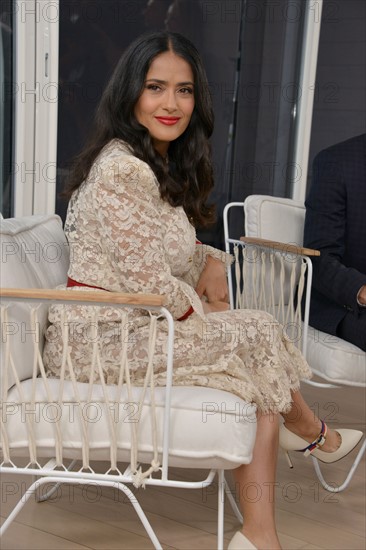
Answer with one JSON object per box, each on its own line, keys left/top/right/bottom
{"left": 243, "top": 195, "right": 306, "bottom": 308}
{"left": 0, "top": 215, "right": 69, "bottom": 393}
{"left": 307, "top": 327, "right": 366, "bottom": 386}
{"left": 3, "top": 381, "right": 257, "bottom": 469}
{"left": 244, "top": 194, "right": 305, "bottom": 245}
{"left": 0, "top": 214, "right": 69, "bottom": 288}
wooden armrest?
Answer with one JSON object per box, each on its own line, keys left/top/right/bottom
{"left": 240, "top": 236, "right": 320, "bottom": 257}
{"left": 0, "top": 288, "right": 166, "bottom": 307}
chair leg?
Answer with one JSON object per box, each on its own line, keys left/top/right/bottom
{"left": 114, "top": 481, "right": 163, "bottom": 550}
{"left": 0, "top": 478, "right": 40, "bottom": 537}
{"left": 224, "top": 475, "right": 243, "bottom": 524}
{"left": 217, "top": 470, "right": 225, "bottom": 550}
{"left": 0, "top": 476, "right": 163, "bottom": 550}
{"left": 35, "top": 459, "right": 78, "bottom": 502}
{"left": 311, "top": 439, "right": 366, "bottom": 493}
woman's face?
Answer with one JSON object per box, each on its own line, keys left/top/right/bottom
{"left": 134, "top": 50, "right": 195, "bottom": 157}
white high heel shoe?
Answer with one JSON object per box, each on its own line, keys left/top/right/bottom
{"left": 228, "top": 531, "right": 257, "bottom": 550}
{"left": 280, "top": 420, "right": 363, "bottom": 467}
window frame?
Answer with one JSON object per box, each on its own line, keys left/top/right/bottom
{"left": 13, "top": 0, "right": 59, "bottom": 217}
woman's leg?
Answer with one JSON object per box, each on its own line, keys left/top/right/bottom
{"left": 282, "top": 390, "right": 341, "bottom": 452}
{"left": 233, "top": 412, "right": 281, "bottom": 550}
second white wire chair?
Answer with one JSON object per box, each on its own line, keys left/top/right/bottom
{"left": 223, "top": 195, "right": 365, "bottom": 493}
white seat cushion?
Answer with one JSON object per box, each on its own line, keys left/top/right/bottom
{"left": 2, "top": 381, "right": 257, "bottom": 470}
{"left": 307, "top": 327, "right": 366, "bottom": 386}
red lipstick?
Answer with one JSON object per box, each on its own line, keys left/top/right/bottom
{"left": 155, "top": 116, "right": 181, "bottom": 125}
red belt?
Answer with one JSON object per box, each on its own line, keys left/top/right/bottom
{"left": 67, "top": 277, "right": 108, "bottom": 291}
{"left": 67, "top": 277, "right": 194, "bottom": 321}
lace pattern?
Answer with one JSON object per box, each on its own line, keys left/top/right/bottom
{"left": 43, "top": 140, "right": 312, "bottom": 413}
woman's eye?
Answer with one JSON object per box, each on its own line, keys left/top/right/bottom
{"left": 179, "top": 87, "right": 193, "bottom": 95}
{"left": 146, "top": 84, "right": 161, "bottom": 92}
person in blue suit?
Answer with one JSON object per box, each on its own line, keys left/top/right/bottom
{"left": 304, "top": 133, "right": 366, "bottom": 351}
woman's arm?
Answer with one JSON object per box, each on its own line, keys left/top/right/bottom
{"left": 94, "top": 156, "right": 204, "bottom": 320}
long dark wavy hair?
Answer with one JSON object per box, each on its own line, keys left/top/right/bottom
{"left": 63, "top": 31, "right": 216, "bottom": 227}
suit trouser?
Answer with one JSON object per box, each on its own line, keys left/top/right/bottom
{"left": 337, "top": 309, "right": 366, "bottom": 352}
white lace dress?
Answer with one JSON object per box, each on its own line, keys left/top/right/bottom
{"left": 43, "top": 139, "right": 311, "bottom": 413}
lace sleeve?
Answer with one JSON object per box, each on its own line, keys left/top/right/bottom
{"left": 181, "top": 242, "right": 233, "bottom": 289}
{"left": 93, "top": 155, "right": 204, "bottom": 320}
{"left": 196, "top": 244, "right": 233, "bottom": 268}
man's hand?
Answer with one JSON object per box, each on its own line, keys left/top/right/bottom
{"left": 195, "top": 256, "right": 229, "bottom": 303}
{"left": 358, "top": 285, "right": 366, "bottom": 305}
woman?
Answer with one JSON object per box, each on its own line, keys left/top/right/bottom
{"left": 44, "top": 32, "right": 362, "bottom": 550}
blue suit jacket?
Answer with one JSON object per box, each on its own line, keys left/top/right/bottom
{"left": 303, "top": 133, "right": 366, "bottom": 335}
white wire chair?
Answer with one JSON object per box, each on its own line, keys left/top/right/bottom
{"left": 223, "top": 195, "right": 365, "bottom": 493}
{"left": 0, "top": 214, "right": 257, "bottom": 549}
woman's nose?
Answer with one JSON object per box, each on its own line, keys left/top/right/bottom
{"left": 162, "top": 89, "right": 178, "bottom": 112}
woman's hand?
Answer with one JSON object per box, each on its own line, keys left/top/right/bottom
{"left": 195, "top": 256, "right": 229, "bottom": 303}
{"left": 201, "top": 299, "right": 230, "bottom": 314}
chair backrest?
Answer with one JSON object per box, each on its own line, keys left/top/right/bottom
{"left": 0, "top": 215, "right": 69, "bottom": 392}
{"left": 244, "top": 193, "right": 308, "bottom": 311}
{"left": 244, "top": 194, "right": 306, "bottom": 246}
{"left": 241, "top": 196, "right": 366, "bottom": 387}
{"left": 224, "top": 196, "right": 313, "bottom": 352}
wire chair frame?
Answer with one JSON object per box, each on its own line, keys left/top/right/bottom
{"left": 0, "top": 290, "right": 230, "bottom": 549}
